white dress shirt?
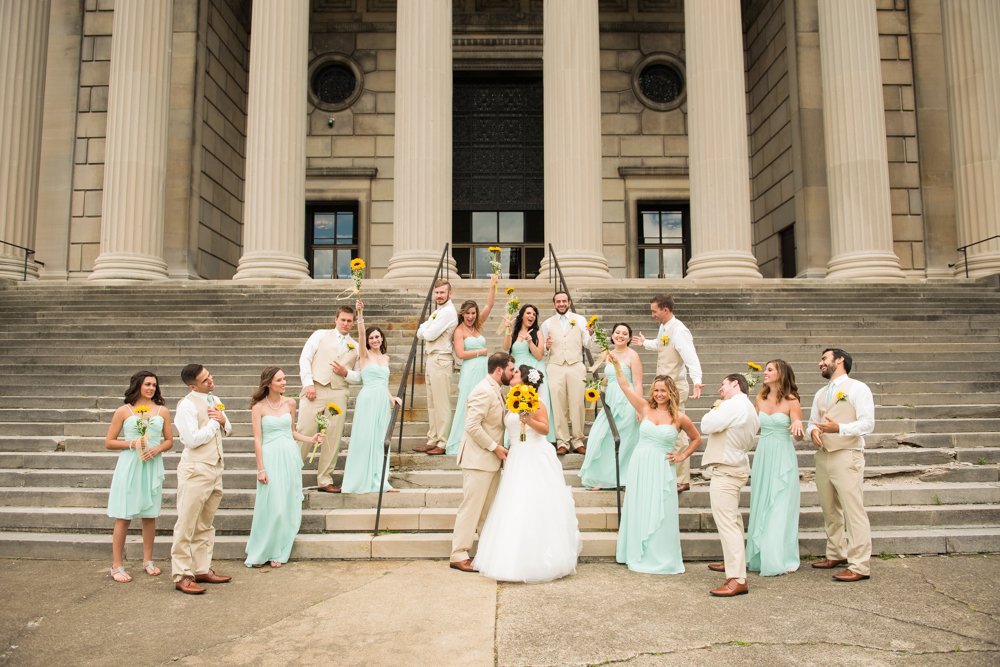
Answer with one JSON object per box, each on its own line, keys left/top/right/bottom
{"left": 539, "top": 312, "right": 594, "bottom": 348}
{"left": 700, "top": 393, "right": 755, "bottom": 468}
{"left": 416, "top": 299, "right": 458, "bottom": 354}
{"left": 176, "top": 391, "right": 232, "bottom": 461}
{"left": 806, "top": 373, "right": 876, "bottom": 443}
{"left": 298, "top": 329, "right": 362, "bottom": 386}
{"left": 641, "top": 316, "right": 702, "bottom": 386}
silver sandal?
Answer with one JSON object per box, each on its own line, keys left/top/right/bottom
{"left": 143, "top": 561, "right": 161, "bottom": 576}
{"left": 111, "top": 566, "right": 131, "bottom": 582}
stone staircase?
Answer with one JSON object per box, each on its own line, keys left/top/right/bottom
{"left": 0, "top": 278, "right": 998, "bottom": 561}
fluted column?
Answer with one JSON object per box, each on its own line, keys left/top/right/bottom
{"left": 233, "top": 0, "right": 310, "bottom": 281}
{"left": 0, "top": 0, "right": 50, "bottom": 281}
{"left": 383, "top": 0, "right": 456, "bottom": 280}
{"left": 88, "top": 0, "right": 172, "bottom": 282}
{"left": 536, "top": 0, "right": 611, "bottom": 281}
{"left": 941, "top": 0, "right": 1000, "bottom": 278}
{"left": 817, "top": 0, "right": 904, "bottom": 280}
{"left": 683, "top": 0, "right": 761, "bottom": 281}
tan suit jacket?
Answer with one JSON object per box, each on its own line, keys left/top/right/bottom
{"left": 456, "top": 376, "right": 506, "bottom": 472}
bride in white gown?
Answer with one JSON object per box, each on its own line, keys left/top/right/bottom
{"left": 473, "top": 366, "right": 582, "bottom": 583}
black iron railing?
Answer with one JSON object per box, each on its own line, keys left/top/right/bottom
{"left": 373, "top": 245, "right": 451, "bottom": 537}
{"left": 950, "top": 235, "right": 1000, "bottom": 278}
{"left": 0, "top": 240, "right": 41, "bottom": 281}
{"left": 548, "top": 243, "right": 624, "bottom": 523}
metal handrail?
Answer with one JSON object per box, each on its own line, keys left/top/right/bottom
{"left": 373, "top": 244, "right": 451, "bottom": 537}
{"left": 547, "top": 243, "right": 624, "bottom": 523}
{"left": 950, "top": 235, "right": 1000, "bottom": 278}
{"left": 0, "top": 240, "right": 42, "bottom": 281}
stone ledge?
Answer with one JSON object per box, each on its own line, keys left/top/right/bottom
{"left": 305, "top": 167, "right": 378, "bottom": 179}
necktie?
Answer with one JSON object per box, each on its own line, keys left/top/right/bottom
{"left": 338, "top": 333, "right": 345, "bottom": 352}
{"left": 825, "top": 381, "right": 836, "bottom": 408}
{"left": 559, "top": 315, "right": 568, "bottom": 331}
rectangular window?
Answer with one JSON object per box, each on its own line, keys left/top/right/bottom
{"left": 637, "top": 202, "right": 690, "bottom": 278}
{"left": 306, "top": 203, "right": 359, "bottom": 279}
{"left": 452, "top": 210, "right": 544, "bottom": 279}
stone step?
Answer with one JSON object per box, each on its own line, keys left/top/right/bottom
{"left": 0, "top": 526, "right": 996, "bottom": 560}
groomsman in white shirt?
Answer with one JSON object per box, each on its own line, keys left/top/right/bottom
{"left": 540, "top": 292, "right": 594, "bottom": 454}
{"left": 171, "top": 364, "right": 232, "bottom": 594}
{"left": 414, "top": 280, "right": 459, "bottom": 456}
{"left": 700, "top": 373, "right": 760, "bottom": 597}
{"left": 298, "top": 305, "right": 361, "bottom": 493}
{"left": 806, "top": 348, "right": 875, "bottom": 582}
{"left": 633, "top": 294, "right": 704, "bottom": 492}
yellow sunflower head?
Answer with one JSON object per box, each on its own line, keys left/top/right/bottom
{"left": 488, "top": 246, "right": 501, "bottom": 253}
{"left": 748, "top": 362, "right": 761, "bottom": 371}
{"left": 350, "top": 258, "right": 365, "bottom": 270}
{"left": 585, "top": 388, "right": 599, "bottom": 402}
{"left": 505, "top": 287, "right": 515, "bottom": 295}
{"left": 328, "top": 403, "right": 341, "bottom": 414}
{"left": 587, "top": 315, "right": 598, "bottom": 327}
{"left": 134, "top": 406, "right": 150, "bottom": 414}
{"left": 216, "top": 403, "right": 225, "bottom": 411}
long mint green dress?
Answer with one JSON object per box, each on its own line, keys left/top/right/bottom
{"left": 446, "top": 335, "right": 487, "bottom": 455}
{"left": 245, "top": 413, "right": 304, "bottom": 566}
{"left": 509, "top": 338, "right": 556, "bottom": 443}
{"left": 579, "top": 364, "right": 639, "bottom": 488}
{"left": 616, "top": 421, "right": 684, "bottom": 574}
{"left": 107, "top": 410, "right": 166, "bottom": 519}
{"left": 746, "top": 411, "right": 801, "bottom": 575}
{"left": 341, "top": 364, "right": 393, "bottom": 493}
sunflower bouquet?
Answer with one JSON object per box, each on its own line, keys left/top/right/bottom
{"left": 487, "top": 246, "right": 502, "bottom": 279}
{"left": 133, "top": 405, "right": 152, "bottom": 463}
{"left": 743, "top": 362, "right": 762, "bottom": 390}
{"left": 349, "top": 258, "right": 365, "bottom": 297}
{"left": 506, "top": 384, "right": 540, "bottom": 442}
{"left": 310, "top": 403, "right": 342, "bottom": 463}
{"left": 497, "top": 286, "right": 521, "bottom": 335}
{"left": 584, "top": 377, "right": 602, "bottom": 403}
{"left": 590, "top": 316, "right": 620, "bottom": 375}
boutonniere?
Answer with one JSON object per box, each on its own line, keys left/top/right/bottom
{"left": 431, "top": 313, "right": 438, "bottom": 320}
{"left": 661, "top": 335, "right": 669, "bottom": 345}
{"left": 835, "top": 391, "right": 847, "bottom": 403}
{"left": 347, "top": 343, "right": 355, "bottom": 351}
{"left": 569, "top": 319, "right": 577, "bottom": 327}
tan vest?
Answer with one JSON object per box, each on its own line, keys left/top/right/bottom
{"left": 702, "top": 395, "right": 759, "bottom": 473}
{"left": 815, "top": 377, "right": 863, "bottom": 451}
{"left": 424, "top": 307, "right": 454, "bottom": 356}
{"left": 182, "top": 391, "right": 224, "bottom": 466}
{"left": 656, "top": 319, "right": 685, "bottom": 382}
{"left": 547, "top": 316, "right": 584, "bottom": 366}
{"left": 312, "top": 331, "right": 359, "bottom": 388}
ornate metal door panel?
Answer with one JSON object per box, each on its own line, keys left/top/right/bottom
{"left": 453, "top": 76, "right": 544, "bottom": 211}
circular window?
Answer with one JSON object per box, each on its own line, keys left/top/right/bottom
{"left": 631, "top": 53, "right": 686, "bottom": 112}
{"left": 308, "top": 54, "right": 364, "bottom": 112}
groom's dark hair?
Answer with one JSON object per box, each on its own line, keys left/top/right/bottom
{"left": 822, "top": 348, "right": 853, "bottom": 374}
{"left": 725, "top": 373, "right": 749, "bottom": 395}
{"left": 488, "top": 351, "right": 515, "bottom": 374}
{"left": 181, "top": 364, "right": 205, "bottom": 385}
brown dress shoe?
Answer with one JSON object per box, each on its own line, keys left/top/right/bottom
{"left": 710, "top": 578, "right": 748, "bottom": 597}
{"left": 556, "top": 447, "right": 569, "bottom": 455}
{"left": 450, "top": 559, "right": 475, "bottom": 572}
{"left": 676, "top": 483, "right": 690, "bottom": 493}
{"left": 425, "top": 447, "right": 447, "bottom": 455}
{"left": 833, "top": 569, "right": 870, "bottom": 582}
{"left": 707, "top": 562, "right": 726, "bottom": 572}
{"left": 317, "top": 484, "right": 341, "bottom": 493}
{"left": 175, "top": 575, "right": 206, "bottom": 595}
{"left": 195, "top": 569, "right": 231, "bottom": 584}
{"left": 573, "top": 446, "right": 587, "bottom": 455}
{"left": 811, "top": 558, "right": 848, "bottom": 569}
{"left": 412, "top": 444, "right": 433, "bottom": 453}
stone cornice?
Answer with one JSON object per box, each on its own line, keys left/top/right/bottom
{"left": 306, "top": 167, "right": 379, "bottom": 179}
{"left": 617, "top": 166, "right": 688, "bottom": 177}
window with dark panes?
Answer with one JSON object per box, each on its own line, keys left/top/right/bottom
{"left": 637, "top": 203, "right": 690, "bottom": 279}
{"left": 306, "top": 204, "right": 359, "bottom": 279}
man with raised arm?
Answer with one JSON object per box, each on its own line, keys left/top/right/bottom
{"left": 414, "top": 279, "right": 459, "bottom": 456}
{"left": 632, "top": 293, "right": 704, "bottom": 492}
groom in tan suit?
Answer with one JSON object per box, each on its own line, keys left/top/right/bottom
{"left": 450, "top": 351, "right": 516, "bottom": 572}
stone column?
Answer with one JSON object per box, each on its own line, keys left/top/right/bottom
{"left": 88, "top": 0, "right": 172, "bottom": 282}
{"left": 683, "top": 0, "right": 761, "bottom": 281}
{"left": 941, "top": 0, "right": 1000, "bottom": 278}
{"left": 817, "top": 0, "right": 904, "bottom": 280}
{"left": 383, "top": 0, "right": 456, "bottom": 280}
{"left": 0, "top": 0, "right": 50, "bottom": 281}
{"left": 233, "top": 0, "right": 310, "bottom": 281}
{"left": 536, "top": 0, "right": 611, "bottom": 281}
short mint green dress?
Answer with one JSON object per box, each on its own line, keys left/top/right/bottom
{"left": 342, "top": 364, "right": 393, "bottom": 493}
{"left": 616, "top": 421, "right": 684, "bottom": 574}
{"left": 509, "top": 338, "right": 556, "bottom": 443}
{"left": 107, "top": 411, "right": 166, "bottom": 520}
{"left": 446, "top": 335, "right": 487, "bottom": 455}
{"left": 746, "top": 411, "right": 801, "bottom": 575}
{"left": 245, "top": 413, "right": 304, "bottom": 566}
{"left": 579, "top": 364, "right": 639, "bottom": 488}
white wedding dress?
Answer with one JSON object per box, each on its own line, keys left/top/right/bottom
{"left": 472, "top": 412, "right": 582, "bottom": 583}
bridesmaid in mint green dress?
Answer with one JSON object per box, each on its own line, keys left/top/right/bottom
{"left": 342, "top": 300, "right": 403, "bottom": 493}
{"left": 445, "top": 277, "right": 497, "bottom": 455}
{"left": 746, "top": 359, "right": 805, "bottom": 576}
{"left": 245, "top": 367, "right": 323, "bottom": 568}
{"left": 502, "top": 304, "right": 556, "bottom": 444}
{"left": 607, "top": 357, "right": 702, "bottom": 574}
{"left": 580, "top": 324, "right": 643, "bottom": 489}
{"left": 105, "top": 371, "right": 174, "bottom": 583}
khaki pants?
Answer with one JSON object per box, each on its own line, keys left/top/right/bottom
{"left": 425, "top": 354, "right": 454, "bottom": 449}
{"left": 171, "top": 460, "right": 224, "bottom": 582}
{"left": 450, "top": 468, "right": 502, "bottom": 562}
{"left": 815, "top": 448, "right": 872, "bottom": 576}
{"left": 709, "top": 465, "right": 749, "bottom": 582}
{"left": 298, "top": 384, "right": 349, "bottom": 487}
{"left": 547, "top": 361, "right": 587, "bottom": 449}
{"left": 673, "top": 381, "right": 690, "bottom": 485}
